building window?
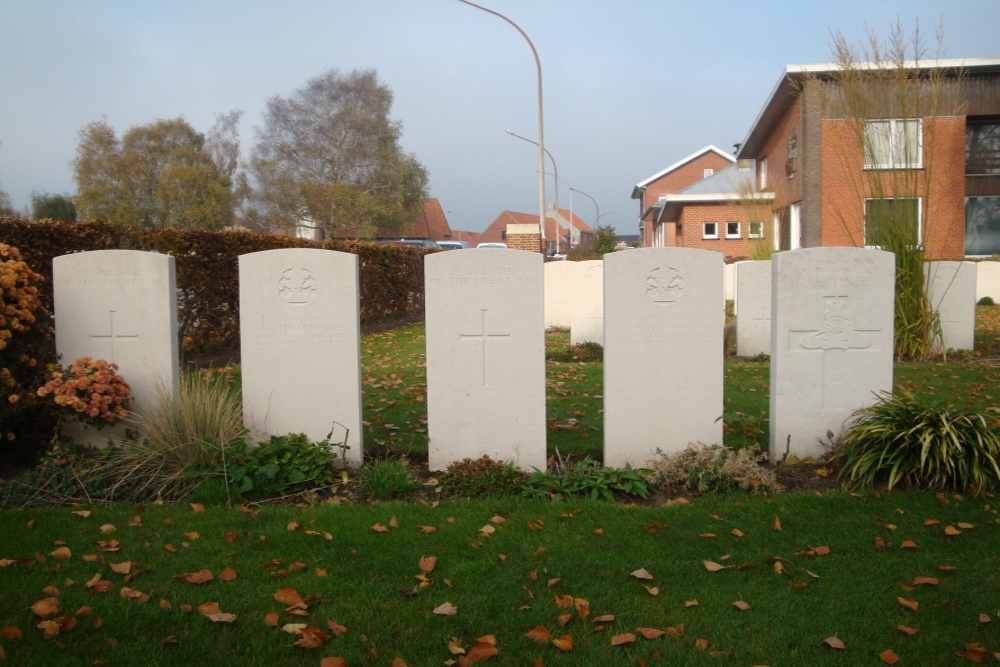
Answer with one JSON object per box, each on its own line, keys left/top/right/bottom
{"left": 759, "top": 157, "right": 768, "bottom": 190}
{"left": 785, "top": 127, "right": 798, "bottom": 177}
{"left": 967, "top": 120, "right": 1000, "bottom": 175}
{"left": 501, "top": 230, "right": 506, "bottom": 240}
{"left": 725, "top": 222, "right": 741, "bottom": 239}
{"left": 966, "top": 196, "right": 1000, "bottom": 255}
{"left": 865, "top": 119, "right": 922, "bottom": 169}
{"left": 748, "top": 221, "right": 764, "bottom": 239}
{"left": 703, "top": 168, "right": 714, "bottom": 178}
{"left": 703, "top": 222, "right": 718, "bottom": 239}
{"left": 865, "top": 197, "right": 921, "bottom": 247}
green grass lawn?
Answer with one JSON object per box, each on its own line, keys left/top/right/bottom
{"left": 1, "top": 491, "right": 997, "bottom": 665}
{"left": 1, "top": 308, "right": 998, "bottom": 664}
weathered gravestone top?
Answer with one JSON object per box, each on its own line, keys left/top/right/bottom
{"left": 570, "top": 260, "right": 604, "bottom": 346}
{"left": 925, "top": 261, "right": 976, "bottom": 353}
{"left": 769, "top": 247, "right": 894, "bottom": 461}
{"left": 239, "top": 248, "right": 363, "bottom": 468}
{"left": 736, "top": 260, "right": 772, "bottom": 358}
{"left": 544, "top": 261, "right": 578, "bottom": 329}
{"left": 425, "top": 250, "right": 546, "bottom": 471}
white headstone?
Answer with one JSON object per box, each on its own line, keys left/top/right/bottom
{"left": 925, "top": 261, "right": 976, "bottom": 352}
{"left": 570, "top": 260, "right": 604, "bottom": 346}
{"left": 239, "top": 248, "right": 363, "bottom": 468}
{"left": 604, "top": 248, "right": 724, "bottom": 467}
{"left": 736, "top": 260, "right": 772, "bottom": 357}
{"left": 425, "top": 250, "right": 546, "bottom": 471}
{"left": 544, "top": 261, "right": 579, "bottom": 329}
{"left": 53, "top": 250, "right": 179, "bottom": 445}
{"left": 769, "top": 248, "right": 894, "bottom": 461}
{"left": 724, "top": 262, "right": 737, "bottom": 302}
{"left": 977, "top": 261, "right": 1000, "bottom": 302}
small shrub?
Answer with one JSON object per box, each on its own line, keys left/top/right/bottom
{"left": 978, "top": 296, "right": 995, "bottom": 307}
{"left": 0, "top": 242, "right": 57, "bottom": 451}
{"left": 192, "top": 433, "right": 340, "bottom": 501}
{"left": 0, "top": 443, "right": 141, "bottom": 508}
{"left": 98, "top": 373, "right": 245, "bottom": 501}
{"left": 521, "top": 456, "right": 653, "bottom": 502}
{"left": 438, "top": 455, "right": 525, "bottom": 498}
{"left": 831, "top": 390, "right": 1000, "bottom": 493}
{"left": 358, "top": 458, "right": 420, "bottom": 500}
{"left": 644, "top": 444, "right": 776, "bottom": 494}
{"left": 37, "top": 357, "right": 132, "bottom": 428}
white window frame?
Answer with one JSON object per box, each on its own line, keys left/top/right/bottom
{"left": 725, "top": 222, "right": 741, "bottom": 239}
{"left": 758, "top": 157, "right": 768, "bottom": 190}
{"left": 702, "top": 222, "right": 718, "bottom": 239}
{"left": 864, "top": 119, "right": 922, "bottom": 169}
{"left": 748, "top": 221, "right": 764, "bottom": 239}
{"left": 864, "top": 197, "right": 922, "bottom": 247}
{"left": 703, "top": 168, "right": 714, "bottom": 178}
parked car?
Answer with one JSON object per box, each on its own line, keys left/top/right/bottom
{"left": 476, "top": 242, "right": 507, "bottom": 249}
{"left": 436, "top": 240, "right": 473, "bottom": 250}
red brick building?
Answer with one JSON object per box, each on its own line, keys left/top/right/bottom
{"left": 735, "top": 58, "right": 1000, "bottom": 258}
{"left": 477, "top": 208, "right": 594, "bottom": 254}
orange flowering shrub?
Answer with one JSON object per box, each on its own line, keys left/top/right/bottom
{"left": 1, "top": 242, "right": 56, "bottom": 445}
{"left": 37, "top": 357, "right": 132, "bottom": 428}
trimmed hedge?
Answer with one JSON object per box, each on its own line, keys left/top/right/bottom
{"left": 0, "top": 218, "right": 428, "bottom": 361}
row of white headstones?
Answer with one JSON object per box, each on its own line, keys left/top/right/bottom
{"left": 52, "top": 248, "right": 990, "bottom": 471}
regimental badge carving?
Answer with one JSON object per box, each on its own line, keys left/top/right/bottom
{"left": 643, "top": 265, "right": 685, "bottom": 309}
{"left": 800, "top": 296, "right": 871, "bottom": 351}
{"left": 277, "top": 266, "right": 317, "bottom": 305}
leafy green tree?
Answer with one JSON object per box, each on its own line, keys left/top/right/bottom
{"left": 247, "top": 68, "right": 428, "bottom": 238}
{"left": 0, "top": 189, "right": 15, "bottom": 217}
{"left": 591, "top": 225, "right": 620, "bottom": 255}
{"left": 31, "top": 192, "right": 76, "bottom": 220}
{"left": 73, "top": 117, "right": 236, "bottom": 228}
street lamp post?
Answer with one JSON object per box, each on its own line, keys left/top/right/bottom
{"left": 506, "top": 129, "right": 563, "bottom": 254}
{"left": 458, "top": 0, "right": 546, "bottom": 252}
{"left": 446, "top": 210, "right": 464, "bottom": 241}
{"left": 569, "top": 187, "right": 600, "bottom": 227}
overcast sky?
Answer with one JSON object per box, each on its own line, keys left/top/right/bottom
{"left": 1, "top": 0, "right": 997, "bottom": 236}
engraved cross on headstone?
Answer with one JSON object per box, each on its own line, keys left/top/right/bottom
{"left": 89, "top": 310, "right": 140, "bottom": 363}
{"left": 789, "top": 296, "right": 880, "bottom": 411}
{"left": 460, "top": 308, "right": 511, "bottom": 387}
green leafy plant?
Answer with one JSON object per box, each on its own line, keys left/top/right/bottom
{"left": 521, "top": 456, "right": 653, "bottom": 502}
{"left": 358, "top": 457, "right": 421, "bottom": 500}
{"left": 831, "top": 390, "right": 1000, "bottom": 493}
{"left": 192, "top": 433, "right": 339, "bottom": 500}
{"left": 438, "top": 455, "right": 525, "bottom": 498}
{"left": 978, "top": 296, "right": 995, "bottom": 307}
{"left": 644, "top": 444, "right": 776, "bottom": 494}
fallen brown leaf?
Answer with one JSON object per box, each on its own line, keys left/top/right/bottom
{"left": 895, "top": 625, "right": 918, "bottom": 635}
{"left": 524, "top": 626, "right": 551, "bottom": 643}
{"left": 703, "top": 561, "right": 727, "bottom": 572}
{"left": 879, "top": 648, "right": 900, "bottom": 664}
{"left": 433, "top": 602, "right": 458, "bottom": 616}
{"left": 732, "top": 600, "right": 751, "bottom": 611}
{"left": 630, "top": 568, "right": 653, "bottom": 580}
{"left": 551, "top": 634, "right": 574, "bottom": 652}
{"left": 823, "top": 636, "right": 846, "bottom": 649}
{"left": 897, "top": 597, "right": 919, "bottom": 612}
{"left": 636, "top": 627, "right": 665, "bottom": 639}
{"left": 610, "top": 633, "right": 636, "bottom": 646}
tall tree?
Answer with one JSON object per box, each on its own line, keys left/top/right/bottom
{"left": 825, "top": 20, "right": 957, "bottom": 360}
{"left": 31, "top": 192, "right": 76, "bottom": 220}
{"left": 73, "top": 117, "right": 236, "bottom": 228}
{"left": 248, "top": 68, "right": 428, "bottom": 238}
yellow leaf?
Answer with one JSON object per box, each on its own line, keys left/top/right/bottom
{"left": 879, "top": 648, "right": 900, "bottom": 664}
{"left": 823, "top": 636, "right": 846, "bottom": 649}
{"left": 433, "top": 602, "right": 458, "bottom": 616}
{"left": 551, "top": 634, "right": 575, "bottom": 652}
{"left": 417, "top": 525, "right": 436, "bottom": 534}
{"left": 943, "top": 525, "right": 962, "bottom": 535}
{"left": 109, "top": 561, "right": 132, "bottom": 575}
{"left": 547, "top": 578, "right": 561, "bottom": 587}
{"left": 630, "top": 568, "right": 654, "bottom": 580}
{"left": 694, "top": 637, "right": 710, "bottom": 650}
{"left": 524, "top": 626, "right": 551, "bottom": 643}
{"left": 684, "top": 599, "right": 699, "bottom": 608}
{"left": 732, "top": 600, "right": 751, "bottom": 611}
{"left": 643, "top": 586, "right": 659, "bottom": 596}
{"left": 99, "top": 524, "right": 117, "bottom": 535}
{"left": 703, "top": 560, "right": 727, "bottom": 572}
{"left": 610, "top": 633, "right": 636, "bottom": 646}
{"left": 772, "top": 515, "right": 782, "bottom": 531}
{"left": 900, "top": 539, "right": 918, "bottom": 549}
{"left": 979, "top": 613, "right": 993, "bottom": 623}
{"left": 189, "top": 503, "right": 205, "bottom": 513}
{"left": 50, "top": 546, "right": 72, "bottom": 561}
{"left": 371, "top": 523, "right": 389, "bottom": 533}
{"left": 731, "top": 529, "right": 745, "bottom": 538}
{"left": 419, "top": 556, "right": 437, "bottom": 574}
{"left": 591, "top": 614, "right": 615, "bottom": 623}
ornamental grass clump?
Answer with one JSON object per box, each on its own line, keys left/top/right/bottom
{"left": 645, "top": 444, "right": 777, "bottom": 494}
{"left": 832, "top": 390, "right": 1000, "bottom": 493}
{"left": 100, "top": 372, "right": 244, "bottom": 500}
